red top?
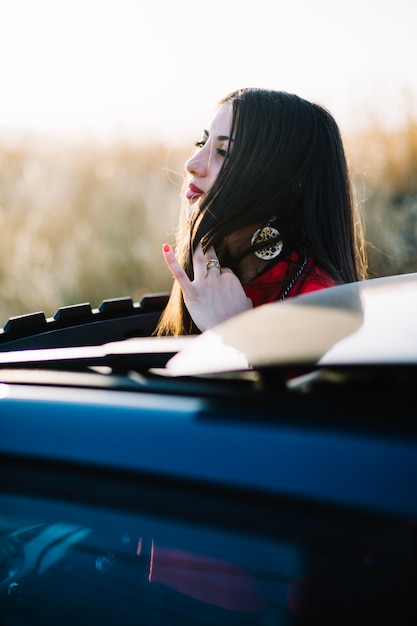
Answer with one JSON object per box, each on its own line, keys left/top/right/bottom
{"left": 243, "top": 250, "right": 336, "bottom": 307}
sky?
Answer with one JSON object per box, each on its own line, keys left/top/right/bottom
{"left": 0, "top": 0, "right": 416, "bottom": 146}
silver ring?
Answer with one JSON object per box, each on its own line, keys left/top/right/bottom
{"left": 205, "top": 258, "right": 221, "bottom": 270}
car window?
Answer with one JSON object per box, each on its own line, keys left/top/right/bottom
{"left": 1, "top": 492, "right": 415, "bottom": 626}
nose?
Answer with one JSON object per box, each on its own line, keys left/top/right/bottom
{"left": 185, "top": 146, "right": 210, "bottom": 177}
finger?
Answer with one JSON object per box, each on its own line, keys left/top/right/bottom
{"left": 162, "top": 244, "right": 192, "bottom": 292}
{"left": 205, "top": 245, "right": 218, "bottom": 262}
{"left": 192, "top": 243, "right": 207, "bottom": 281}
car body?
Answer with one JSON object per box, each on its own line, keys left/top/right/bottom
{"left": 0, "top": 272, "right": 417, "bottom": 625}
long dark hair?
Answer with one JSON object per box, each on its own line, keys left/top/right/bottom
{"left": 157, "top": 88, "right": 367, "bottom": 336}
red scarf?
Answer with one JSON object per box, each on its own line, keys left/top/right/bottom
{"left": 243, "top": 251, "right": 336, "bottom": 307}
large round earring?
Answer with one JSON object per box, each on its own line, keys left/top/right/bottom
{"left": 251, "top": 224, "right": 283, "bottom": 260}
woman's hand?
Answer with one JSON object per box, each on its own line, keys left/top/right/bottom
{"left": 162, "top": 243, "right": 253, "bottom": 332}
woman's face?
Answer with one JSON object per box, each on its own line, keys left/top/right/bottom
{"left": 184, "top": 102, "right": 233, "bottom": 206}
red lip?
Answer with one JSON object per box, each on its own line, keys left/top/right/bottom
{"left": 186, "top": 183, "right": 204, "bottom": 201}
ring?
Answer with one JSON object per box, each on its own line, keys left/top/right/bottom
{"left": 205, "top": 258, "right": 221, "bottom": 270}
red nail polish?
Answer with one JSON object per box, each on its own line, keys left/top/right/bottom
{"left": 163, "top": 244, "right": 171, "bottom": 252}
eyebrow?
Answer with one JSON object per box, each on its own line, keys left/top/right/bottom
{"left": 203, "top": 130, "right": 234, "bottom": 142}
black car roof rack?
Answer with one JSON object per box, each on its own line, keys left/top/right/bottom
{"left": 0, "top": 292, "right": 169, "bottom": 351}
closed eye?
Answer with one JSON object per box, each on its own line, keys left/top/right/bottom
{"left": 194, "top": 140, "right": 228, "bottom": 157}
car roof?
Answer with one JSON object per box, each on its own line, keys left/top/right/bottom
{"left": 0, "top": 272, "right": 415, "bottom": 377}
{"left": 167, "top": 272, "right": 417, "bottom": 375}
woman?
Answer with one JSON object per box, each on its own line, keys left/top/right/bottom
{"left": 157, "top": 88, "right": 367, "bottom": 335}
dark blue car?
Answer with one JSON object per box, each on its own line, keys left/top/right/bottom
{"left": 1, "top": 272, "right": 416, "bottom": 625}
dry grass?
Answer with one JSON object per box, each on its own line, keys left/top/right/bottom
{"left": 348, "top": 114, "right": 417, "bottom": 277}
{"left": 0, "top": 137, "right": 188, "bottom": 323}
{"left": 0, "top": 117, "right": 416, "bottom": 325}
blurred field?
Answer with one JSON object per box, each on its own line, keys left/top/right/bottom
{"left": 348, "top": 114, "right": 417, "bottom": 279}
{"left": 0, "top": 120, "right": 416, "bottom": 325}
{"left": 0, "top": 138, "right": 188, "bottom": 323}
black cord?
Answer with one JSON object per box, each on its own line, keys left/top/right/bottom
{"left": 279, "top": 247, "right": 308, "bottom": 301}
